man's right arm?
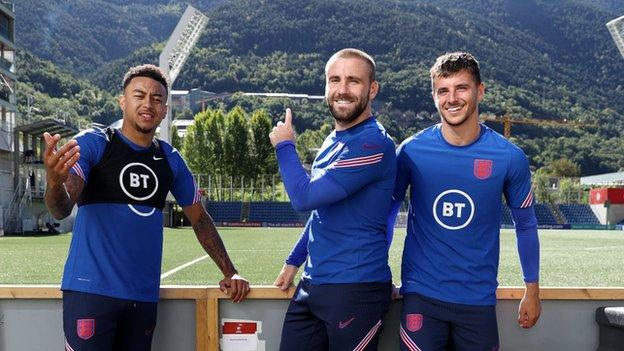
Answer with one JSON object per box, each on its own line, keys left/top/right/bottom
{"left": 269, "top": 108, "right": 350, "bottom": 211}
{"left": 386, "top": 143, "right": 411, "bottom": 247}
{"left": 274, "top": 222, "right": 310, "bottom": 290}
{"left": 43, "top": 133, "right": 83, "bottom": 220}
{"left": 45, "top": 174, "right": 84, "bottom": 219}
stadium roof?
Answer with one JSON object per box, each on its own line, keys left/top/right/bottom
{"left": 14, "top": 118, "right": 78, "bottom": 139}
{"left": 580, "top": 171, "right": 624, "bottom": 186}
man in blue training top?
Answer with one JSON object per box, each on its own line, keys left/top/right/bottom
{"left": 269, "top": 48, "right": 396, "bottom": 351}
{"left": 43, "top": 64, "right": 249, "bottom": 351}
{"left": 389, "top": 52, "right": 541, "bottom": 351}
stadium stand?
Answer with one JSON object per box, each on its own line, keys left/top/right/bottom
{"left": 557, "top": 204, "right": 600, "bottom": 225}
{"left": 205, "top": 201, "right": 242, "bottom": 222}
{"left": 204, "top": 201, "right": 600, "bottom": 228}
{"left": 501, "top": 205, "right": 514, "bottom": 226}
{"left": 248, "top": 202, "right": 311, "bottom": 223}
{"left": 533, "top": 203, "right": 559, "bottom": 226}
{"left": 501, "top": 203, "right": 558, "bottom": 227}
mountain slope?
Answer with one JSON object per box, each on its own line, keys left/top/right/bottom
{"left": 14, "top": 0, "right": 624, "bottom": 174}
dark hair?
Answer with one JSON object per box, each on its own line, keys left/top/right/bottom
{"left": 325, "top": 48, "right": 376, "bottom": 82}
{"left": 122, "top": 64, "right": 170, "bottom": 93}
{"left": 430, "top": 52, "right": 481, "bottom": 87}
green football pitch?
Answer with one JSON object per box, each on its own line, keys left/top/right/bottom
{"left": 1, "top": 228, "right": 623, "bottom": 287}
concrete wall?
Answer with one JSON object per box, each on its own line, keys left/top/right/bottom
{"left": 1, "top": 286, "right": 623, "bottom": 351}
{"left": 0, "top": 299, "right": 196, "bottom": 351}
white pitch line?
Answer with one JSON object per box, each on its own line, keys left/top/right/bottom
{"left": 160, "top": 249, "right": 291, "bottom": 280}
{"left": 161, "top": 255, "right": 209, "bottom": 280}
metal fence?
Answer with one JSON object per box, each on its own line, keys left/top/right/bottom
{"left": 194, "top": 174, "right": 289, "bottom": 202}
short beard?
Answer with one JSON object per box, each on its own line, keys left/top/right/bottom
{"left": 327, "top": 94, "right": 369, "bottom": 126}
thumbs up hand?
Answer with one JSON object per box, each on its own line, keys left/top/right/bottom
{"left": 269, "top": 108, "right": 296, "bottom": 147}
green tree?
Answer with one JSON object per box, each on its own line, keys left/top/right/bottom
{"left": 532, "top": 170, "right": 554, "bottom": 204}
{"left": 223, "top": 106, "right": 250, "bottom": 178}
{"left": 206, "top": 109, "right": 227, "bottom": 175}
{"left": 249, "top": 109, "right": 277, "bottom": 175}
{"left": 182, "top": 108, "right": 226, "bottom": 176}
{"left": 175, "top": 107, "right": 194, "bottom": 120}
{"left": 296, "top": 123, "right": 332, "bottom": 164}
{"left": 171, "top": 125, "right": 183, "bottom": 151}
{"left": 544, "top": 158, "right": 581, "bottom": 177}
{"left": 556, "top": 177, "right": 582, "bottom": 204}
{"left": 182, "top": 110, "right": 209, "bottom": 174}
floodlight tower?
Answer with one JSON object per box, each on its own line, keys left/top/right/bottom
{"left": 159, "top": 5, "right": 208, "bottom": 143}
{"left": 606, "top": 15, "right": 624, "bottom": 59}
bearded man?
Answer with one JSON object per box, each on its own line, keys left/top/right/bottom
{"left": 269, "top": 48, "right": 396, "bottom": 351}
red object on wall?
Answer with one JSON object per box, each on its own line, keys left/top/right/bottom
{"left": 222, "top": 321, "right": 258, "bottom": 334}
{"left": 589, "top": 188, "right": 624, "bottom": 205}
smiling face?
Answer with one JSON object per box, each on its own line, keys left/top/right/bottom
{"left": 432, "top": 70, "right": 485, "bottom": 128}
{"left": 325, "top": 57, "right": 378, "bottom": 130}
{"left": 119, "top": 76, "right": 167, "bottom": 139}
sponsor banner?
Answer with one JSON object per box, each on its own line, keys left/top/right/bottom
{"left": 537, "top": 224, "right": 570, "bottom": 229}
{"left": 570, "top": 224, "right": 618, "bottom": 230}
{"left": 215, "top": 222, "right": 306, "bottom": 228}
{"left": 218, "top": 222, "right": 262, "bottom": 227}
{"left": 501, "top": 224, "right": 571, "bottom": 229}
{"left": 262, "top": 222, "right": 305, "bottom": 228}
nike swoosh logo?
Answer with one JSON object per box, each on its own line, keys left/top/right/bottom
{"left": 153, "top": 156, "right": 163, "bottom": 160}
{"left": 338, "top": 316, "right": 356, "bottom": 329}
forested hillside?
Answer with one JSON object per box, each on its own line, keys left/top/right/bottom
{"left": 14, "top": 0, "right": 624, "bottom": 175}
{"left": 17, "top": 51, "right": 117, "bottom": 126}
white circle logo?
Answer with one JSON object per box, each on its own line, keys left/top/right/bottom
{"left": 119, "top": 162, "right": 159, "bottom": 201}
{"left": 432, "top": 189, "right": 475, "bottom": 230}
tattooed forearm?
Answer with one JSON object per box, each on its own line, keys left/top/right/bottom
{"left": 44, "top": 175, "right": 83, "bottom": 220}
{"left": 192, "top": 212, "right": 237, "bottom": 277}
{"left": 44, "top": 183, "right": 74, "bottom": 219}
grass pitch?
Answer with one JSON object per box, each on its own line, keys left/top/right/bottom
{"left": 1, "top": 228, "right": 623, "bottom": 287}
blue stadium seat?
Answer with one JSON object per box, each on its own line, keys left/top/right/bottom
{"left": 205, "top": 201, "right": 243, "bottom": 222}
{"left": 501, "top": 203, "right": 558, "bottom": 227}
{"left": 557, "top": 204, "right": 599, "bottom": 225}
{"left": 248, "top": 202, "right": 311, "bottom": 223}
{"left": 533, "top": 203, "right": 559, "bottom": 226}
{"left": 500, "top": 205, "right": 514, "bottom": 226}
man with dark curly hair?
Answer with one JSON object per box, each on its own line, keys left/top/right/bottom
{"left": 44, "top": 64, "right": 249, "bottom": 351}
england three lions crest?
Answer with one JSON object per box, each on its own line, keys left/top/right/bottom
{"left": 474, "top": 159, "right": 493, "bottom": 180}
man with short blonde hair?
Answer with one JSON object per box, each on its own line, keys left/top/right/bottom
{"left": 270, "top": 48, "right": 395, "bottom": 350}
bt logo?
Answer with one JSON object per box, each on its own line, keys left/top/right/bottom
{"left": 129, "top": 173, "right": 150, "bottom": 189}
{"left": 119, "top": 162, "right": 159, "bottom": 201}
{"left": 432, "top": 189, "right": 475, "bottom": 230}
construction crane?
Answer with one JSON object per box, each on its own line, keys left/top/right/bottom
{"left": 479, "top": 113, "right": 593, "bottom": 138}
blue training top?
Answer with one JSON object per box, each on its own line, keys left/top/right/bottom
{"left": 394, "top": 124, "right": 536, "bottom": 305}
{"left": 278, "top": 117, "right": 396, "bottom": 284}
{"left": 62, "top": 128, "right": 199, "bottom": 302}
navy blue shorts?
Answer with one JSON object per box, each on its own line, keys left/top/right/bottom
{"left": 63, "top": 290, "right": 157, "bottom": 351}
{"left": 400, "top": 293, "right": 499, "bottom": 351}
{"left": 279, "top": 279, "right": 392, "bottom": 351}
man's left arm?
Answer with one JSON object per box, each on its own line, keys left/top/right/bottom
{"left": 506, "top": 148, "right": 541, "bottom": 328}
{"left": 511, "top": 207, "right": 541, "bottom": 328}
{"left": 168, "top": 144, "right": 249, "bottom": 302}
{"left": 183, "top": 203, "right": 250, "bottom": 302}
